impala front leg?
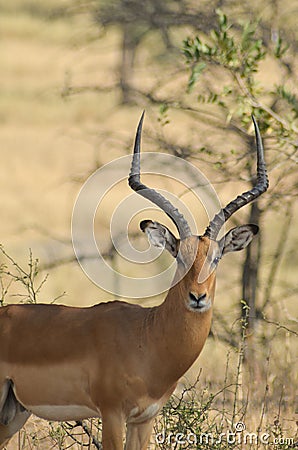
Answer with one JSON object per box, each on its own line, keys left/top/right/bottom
{"left": 101, "top": 412, "right": 125, "bottom": 450}
{"left": 125, "top": 419, "right": 155, "bottom": 450}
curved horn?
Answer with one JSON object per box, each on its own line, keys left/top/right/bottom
{"left": 204, "top": 116, "right": 269, "bottom": 240}
{"left": 128, "top": 111, "right": 192, "bottom": 240}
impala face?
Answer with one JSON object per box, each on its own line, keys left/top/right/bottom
{"left": 186, "top": 237, "right": 219, "bottom": 313}
{"left": 140, "top": 219, "right": 259, "bottom": 314}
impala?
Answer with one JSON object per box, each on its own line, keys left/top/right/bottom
{"left": 0, "top": 113, "right": 268, "bottom": 449}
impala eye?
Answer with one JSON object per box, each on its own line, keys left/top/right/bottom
{"left": 213, "top": 256, "right": 220, "bottom": 266}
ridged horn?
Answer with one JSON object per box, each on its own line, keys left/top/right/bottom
{"left": 204, "top": 116, "right": 269, "bottom": 240}
{"left": 128, "top": 111, "right": 192, "bottom": 240}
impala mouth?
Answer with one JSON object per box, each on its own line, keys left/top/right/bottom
{"left": 188, "top": 292, "right": 211, "bottom": 312}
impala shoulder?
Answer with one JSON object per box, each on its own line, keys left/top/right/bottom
{"left": 91, "top": 300, "right": 145, "bottom": 312}
{"left": 91, "top": 301, "right": 147, "bottom": 324}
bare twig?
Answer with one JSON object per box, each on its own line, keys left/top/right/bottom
{"left": 261, "top": 316, "right": 298, "bottom": 336}
{"left": 76, "top": 421, "right": 102, "bottom": 449}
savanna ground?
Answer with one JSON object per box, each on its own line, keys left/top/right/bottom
{"left": 0, "top": 0, "right": 297, "bottom": 448}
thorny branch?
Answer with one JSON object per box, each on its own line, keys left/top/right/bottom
{"left": 0, "top": 245, "right": 48, "bottom": 304}
{"left": 76, "top": 421, "right": 102, "bottom": 449}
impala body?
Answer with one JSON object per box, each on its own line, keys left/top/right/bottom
{"left": 0, "top": 237, "right": 215, "bottom": 448}
{"left": 0, "top": 114, "right": 268, "bottom": 449}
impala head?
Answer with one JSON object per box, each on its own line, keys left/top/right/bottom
{"left": 128, "top": 112, "right": 269, "bottom": 312}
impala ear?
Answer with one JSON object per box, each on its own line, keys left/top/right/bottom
{"left": 140, "top": 220, "right": 179, "bottom": 258}
{"left": 220, "top": 224, "right": 259, "bottom": 255}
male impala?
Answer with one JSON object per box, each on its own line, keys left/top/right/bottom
{"left": 0, "top": 113, "right": 268, "bottom": 449}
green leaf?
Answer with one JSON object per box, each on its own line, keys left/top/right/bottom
{"left": 187, "top": 62, "right": 206, "bottom": 92}
{"left": 159, "top": 103, "right": 169, "bottom": 115}
{"left": 274, "top": 35, "right": 290, "bottom": 58}
{"left": 276, "top": 85, "right": 298, "bottom": 118}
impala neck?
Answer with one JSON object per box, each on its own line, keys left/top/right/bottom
{"left": 149, "top": 264, "right": 215, "bottom": 387}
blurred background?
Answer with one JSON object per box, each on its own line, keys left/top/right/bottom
{"left": 0, "top": 0, "right": 297, "bottom": 447}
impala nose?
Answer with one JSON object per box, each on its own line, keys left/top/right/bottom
{"left": 189, "top": 292, "right": 208, "bottom": 309}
